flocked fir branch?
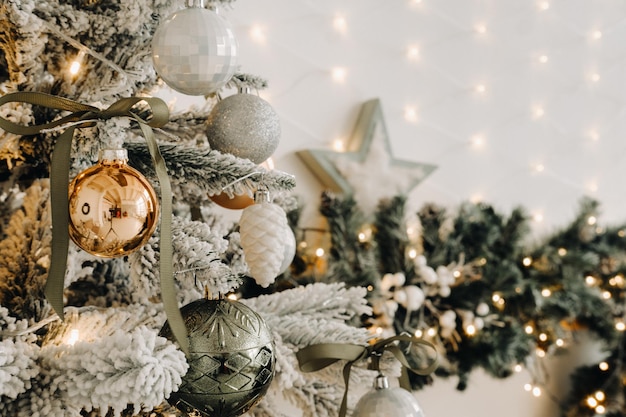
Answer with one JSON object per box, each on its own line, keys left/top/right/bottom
{"left": 0, "top": 179, "right": 51, "bottom": 321}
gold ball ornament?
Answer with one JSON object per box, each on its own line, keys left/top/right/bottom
{"left": 159, "top": 298, "right": 275, "bottom": 417}
{"left": 68, "top": 149, "right": 158, "bottom": 258}
{"left": 210, "top": 192, "right": 255, "bottom": 210}
{"left": 206, "top": 90, "right": 281, "bottom": 164}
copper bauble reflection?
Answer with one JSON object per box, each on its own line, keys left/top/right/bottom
{"left": 210, "top": 191, "right": 255, "bottom": 210}
{"left": 68, "top": 149, "right": 158, "bottom": 258}
{"left": 159, "top": 298, "right": 275, "bottom": 417}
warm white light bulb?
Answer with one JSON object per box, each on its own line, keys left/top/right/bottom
{"left": 474, "top": 23, "right": 487, "bottom": 34}
{"left": 599, "top": 361, "right": 609, "bottom": 371}
{"left": 539, "top": 54, "right": 549, "bottom": 64}
{"left": 470, "top": 194, "right": 483, "bottom": 204}
{"left": 407, "top": 45, "right": 420, "bottom": 61}
{"left": 533, "top": 212, "right": 544, "bottom": 223}
{"left": 533, "top": 106, "right": 545, "bottom": 119}
{"left": 470, "top": 134, "right": 485, "bottom": 148}
{"left": 250, "top": 25, "right": 267, "bottom": 44}
{"left": 523, "top": 257, "right": 532, "bottom": 266}
{"left": 532, "top": 386, "right": 542, "bottom": 396}
{"left": 68, "top": 329, "right": 80, "bottom": 346}
{"left": 69, "top": 60, "right": 81, "bottom": 76}
{"left": 315, "top": 247, "right": 325, "bottom": 257}
{"left": 331, "top": 67, "right": 347, "bottom": 83}
{"left": 595, "top": 405, "right": 606, "bottom": 414}
{"left": 404, "top": 106, "right": 418, "bottom": 123}
{"left": 475, "top": 83, "right": 487, "bottom": 94}
{"left": 590, "top": 72, "right": 601, "bottom": 83}
{"left": 332, "top": 138, "right": 346, "bottom": 152}
{"left": 592, "top": 30, "right": 603, "bottom": 40}
{"left": 586, "top": 181, "right": 598, "bottom": 193}
{"left": 541, "top": 288, "right": 551, "bottom": 297}
{"left": 333, "top": 15, "right": 347, "bottom": 33}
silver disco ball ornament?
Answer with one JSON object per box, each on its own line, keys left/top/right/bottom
{"left": 152, "top": 6, "right": 238, "bottom": 95}
{"left": 159, "top": 298, "right": 275, "bottom": 417}
{"left": 352, "top": 374, "right": 426, "bottom": 417}
{"left": 206, "top": 91, "right": 281, "bottom": 164}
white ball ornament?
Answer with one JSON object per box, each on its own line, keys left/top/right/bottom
{"left": 353, "top": 374, "right": 425, "bottom": 417}
{"left": 152, "top": 5, "right": 238, "bottom": 95}
{"left": 476, "top": 302, "right": 490, "bottom": 316}
{"left": 400, "top": 285, "right": 426, "bottom": 311}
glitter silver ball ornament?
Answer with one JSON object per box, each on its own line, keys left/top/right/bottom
{"left": 206, "top": 92, "right": 281, "bottom": 164}
{"left": 159, "top": 298, "right": 275, "bottom": 417}
{"left": 152, "top": 6, "right": 238, "bottom": 95}
{"left": 68, "top": 149, "right": 159, "bottom": 258}
{"left": 352, "top": 375, "right": 426, "bottom": 417}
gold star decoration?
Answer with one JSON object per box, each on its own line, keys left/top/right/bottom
{"left": 297, "top": 98, "right": 437, "bottom": 213}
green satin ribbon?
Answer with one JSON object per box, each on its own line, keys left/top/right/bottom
{"left": 0, "top": 91, "right": 189, "bottom": 355}
{"left": 296, "top": 334, "right": 438, "bottom": 417}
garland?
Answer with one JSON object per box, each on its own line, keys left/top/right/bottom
{"left": 267, "top": 192, "right": 626, "bottom": 416}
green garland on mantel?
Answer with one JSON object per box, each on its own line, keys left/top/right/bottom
{"left": 261, "top": 192, "right": 626, "bottom": 417}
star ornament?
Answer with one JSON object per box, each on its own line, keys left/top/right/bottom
{"left": 297, "top": 98, "right": 437, "bottom": 213}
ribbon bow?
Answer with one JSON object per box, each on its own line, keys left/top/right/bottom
{"left": 0, "top": 91, "right": 188, "bottom": 355}
{"left": 296, "top": 334, "right": 438, "bottom": 417}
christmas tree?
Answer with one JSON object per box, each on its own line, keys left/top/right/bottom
{"left": 0, "top": 1, "right": 402, "bottom": 416}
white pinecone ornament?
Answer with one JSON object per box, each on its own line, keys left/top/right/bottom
{"left": 239, "top": 189, "right": 292, "bottom": 287}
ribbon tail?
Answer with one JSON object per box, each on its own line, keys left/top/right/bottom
{"left": 137, "top": 121, "right": 189, "bottom": 356}
{"left": 46, "top": 128, "right": 76, "bottom": 320}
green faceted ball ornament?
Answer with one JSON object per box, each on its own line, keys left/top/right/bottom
{"left": 159, "top": 298, "right": 275, "bottom": 417}
{"left": 206, "top": 90, "right": 281, "bottom": 164}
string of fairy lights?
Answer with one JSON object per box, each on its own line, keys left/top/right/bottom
{"left": 232, "top": 0, "right": 626, "bottom": 236}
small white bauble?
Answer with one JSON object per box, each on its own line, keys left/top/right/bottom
{"left": 353, "top": 375, "right": 425, "bottom": 417}
{"left": 152, "top": 6, "right": 238, "bottom": 95}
